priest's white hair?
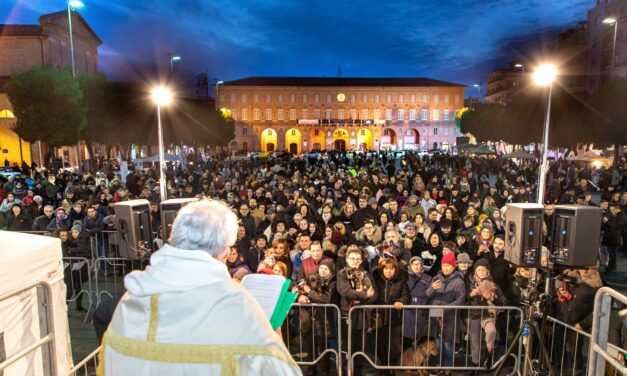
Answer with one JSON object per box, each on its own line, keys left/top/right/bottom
{"left": 169, "top": 200, "right": 238, "bottom": 257}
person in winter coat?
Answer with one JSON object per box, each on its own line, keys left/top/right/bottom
{"left": 47, "top": 207, "right": 71, "bottom": 232}
{"left": 555, "top": 266, "right": 603, "bottom": 374}
{"left": 422, "top": 232, "right": 443, "bottom": 277}
{"left": 372, "top": 258, "right": 410, "bottom": 367}
{"left": 426, "top": 252, "right": 466, "bottom": 367}
{"left": 402, "top": 257, "right": 434, "bottom": 346}
{"left": 297, "top": 241, "right": 330, "bottom": 281}
{"left": 7, "top": 204, "right": 32, "bottom": 231}
{"left": 467, "top": 258, "right": 508, "bottom": 368}
{"left": 66, "top": 223, "right": 92, "bottom": 311}
{"left": 296, "top": 261, "right": 337, "bottom": 376}
{"left": 0, "top": 193, "right": 22, "bottom": 213}
{"left": 602, "top": 204, "right": 626, "bottom": 272}
{"left": 32, "top": 205, "right": 55, "bottom": 232}
{"left": 337, "top": 247, "right": 377, "bottom": 375}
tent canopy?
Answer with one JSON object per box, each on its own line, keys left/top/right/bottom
{"left": 470, "top": 144, "right": 495, "bottom": 155}
{"left": 504, "top": 150, "right": 536, "bottom": 159}
{"left": 566, "top": 150, "right": 605, "bottom": 161}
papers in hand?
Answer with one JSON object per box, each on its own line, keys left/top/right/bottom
{"left": 241, "top": 274, "right": 297, "bottom": 330}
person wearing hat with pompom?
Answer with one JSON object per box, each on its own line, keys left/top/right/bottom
{"left": 468, "top": 258, "right": 507, "bottom": 368}
{"left": 427, "top": 252, "right": 466, "bottom": 366}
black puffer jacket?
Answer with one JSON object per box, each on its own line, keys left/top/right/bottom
{"left": 373, "top": 268, "right": 410, "bottom": 325}
{"left": 561, "top": 271, "right": 603, "bottom": 330}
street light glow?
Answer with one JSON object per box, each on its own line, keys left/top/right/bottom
{"left": 603, "top": 17, "right": 616, "bottom": 24}
{"left": 216, "top": 80, "right": 224, "bottom": 85}
{"left": 473, "top": 84, "right": 480, "bottom": 88}
{"left": 152, "top": 86, "right": 173, "bottom": 106}
{"left": 514, "top": 63, "right": 523, "bottom": 68}
{"left": 68, "top": 0, "right": 85, "bottom": 8}
{"left": 533, "top": 64, "right": 557, "bottom": 86}
{"left": 170, "top": 55, "right": 182, "bottom": 61}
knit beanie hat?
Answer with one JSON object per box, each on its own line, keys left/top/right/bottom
{"left": 442, "top": 252, "right": 456, "bottom": 268}
{"left": 474, "top": 257, "right": 490, "bottom": 272}
{"left": 233, "top": 268, "right": 250, "bottom": 280}
{"left": 71, "top": 223, "right": 82, "bottom": 233}
{"left": 330, "top": 231, "right": 344, "bottom": 248}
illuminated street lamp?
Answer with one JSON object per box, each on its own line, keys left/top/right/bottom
{"left": 533, "top": 63, "right": 557, "bottom": 204}
{"left": 473, "top": 83, "right": 481, "bottom": 103}
{"left": 514, "top": 63, "right": 525, "bottom": 74}
{"left": 67, "top": 0, "right": 84, "bottom": 78}
{"left": 215, "top": 80, "right": 224, "bottom": 110}
{"left": 151, "top": 86, "right": 173, "bottom": 201}
{"left": 603, "top": 17, "right": 618, "bottom": 75}
{"left": 168, "top": 53, "right": 182, "bottom": 79}
{"left": 67, "top": 0, "right": 84, "bottom": 169}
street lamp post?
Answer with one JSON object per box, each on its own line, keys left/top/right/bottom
{"left": 533, "top": 64, "right": 557, "bottom": 204}
{"left": 214, "top": 80, "right": 224, "bottom": 110}
{"left": 473, "top": 83, "right": 481, "bottom": 102}
{"left": 67, "top": 0, "right": 84, "bottom": 170}
{"left": 603, "top": 17, "right": 619, "bottom": 75}
{"left": 151, "top": 87, "right": 173, "bottom": 202}
{"left": 168, "top": 53, "right": 181, "bottom": 79}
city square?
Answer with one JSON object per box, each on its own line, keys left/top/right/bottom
{"left": 0, "top": 1, "right": 626, "bottom": 375}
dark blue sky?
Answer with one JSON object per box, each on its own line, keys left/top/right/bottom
{"left": 2, "top": 0, "right": 593, "bottom": 96}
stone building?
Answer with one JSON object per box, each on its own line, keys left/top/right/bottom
{"left": 483, "top": 67, "right": 525, "bottom": 105}
{"left": 586, "top": 0, "right": 627, "bottom": 92}
{"left": 0, "top": 10, "right": 101, "bottom": 166}
{"left": 216, "top": 77, "right": 466, "bottom": 154}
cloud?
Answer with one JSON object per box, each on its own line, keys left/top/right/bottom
{"left": 1, "top": 0, "right": 593, "bottom": 92}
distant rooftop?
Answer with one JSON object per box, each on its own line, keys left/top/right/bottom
{"left": 0, "top": 25, "right": 43, "bottom": 37}
{"left": 222, "top": 76, "right": 466, "bottom": 88}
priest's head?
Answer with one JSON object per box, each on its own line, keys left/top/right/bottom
{"left": 169, "top": 200, "right": 238, "bottom": 262}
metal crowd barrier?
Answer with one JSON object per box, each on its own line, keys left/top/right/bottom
{"left": 347, "top": 305, "right": 524, "bottom": 376}
{"left": 0, "top": 281, "right": 57, "bottom": 376}
{"left": 282, "top": 303, "right": 341, "bottom": 375}
{"left": 93, "top": 257, "right": 149, "bottom": 308}
{"left": 65, "top": 346, "right": 101, "bottom": 376}
{"left": 546, "top": 313, "right": 627, "bottom": 376}
{"left": 90, "top": 230, "right": 119, "bottom": 259}
{"left": 588, "top": 287, "right": 627, "bottom": 376}
{"left": 63, "top": 257, "right": 94, "bottom": 323}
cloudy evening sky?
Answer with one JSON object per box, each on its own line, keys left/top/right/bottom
{"left": 2, "top": 0, "right": 593, "bottom": 95}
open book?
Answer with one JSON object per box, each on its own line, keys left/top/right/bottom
{"left": 241, "top": 274, "right": 297, "bottom": 330}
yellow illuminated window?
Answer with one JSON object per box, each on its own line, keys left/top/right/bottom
{"left": 0, "top": 109, "right": 15, "bottom": 118}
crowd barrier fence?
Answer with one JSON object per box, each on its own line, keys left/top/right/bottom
{"left": 0, "top": 281, "right": 57, "bottom": 376}
{"left": 92, "top": 257, "right": 149, "bottom": 307}
{"left": 588, "top": 287, "right": 627, "bottom": 376}
{"left": 64, "top": 346, "right": 100, "bottom": 376}
{"left": 282, "top": 303, "right": 342, "bottom": 375}
{"left": 63, "top": 257, "right": 94, "bottom": 323}
{"left": 347, "top": 304, "right": 524, "bottom": 376}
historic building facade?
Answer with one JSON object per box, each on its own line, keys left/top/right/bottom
{"left": 216, "top": 77, "right": 466, "bottom": 154}
{"left": 0, "top": 10, "right": 101, "bottom": 166}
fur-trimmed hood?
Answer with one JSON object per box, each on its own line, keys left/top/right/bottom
{"left": 355, "top": 225, "right": 383, "bottom": 244}
{"left": 580, "top": 270, "right": 603, "bottom": 289}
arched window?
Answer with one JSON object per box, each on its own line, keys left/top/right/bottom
{"left": 0, "top": 109, "right": 15, "bottom": 118}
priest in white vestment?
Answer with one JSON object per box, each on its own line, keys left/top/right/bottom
{"left": 100, "top": 200, "right": 301, "bottom": 376}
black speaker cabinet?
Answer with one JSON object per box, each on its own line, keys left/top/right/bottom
{"left": 160, "top": 198, "right": 198, "bottom": 241}
{"left": 504, "top": 203, "right": 544, "bottom": 267}
{"left": 114, "top": 199, "right": 154, "bottom": 259}
{"left": 551, "top": 205, "right": 602, "bottom": 267}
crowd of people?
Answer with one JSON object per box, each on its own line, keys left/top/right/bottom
{"left": 1, "top": 150, "right": 626, "bottom": 374}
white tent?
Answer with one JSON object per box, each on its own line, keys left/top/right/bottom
{"left": 566, "top": 150, "right": 603, "bottom": 161}
{"left": 133, "top": 153, "right": 188, "bottom": 169}
{"left": 0, "top": 232, "right": 72, "bottom": 375}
